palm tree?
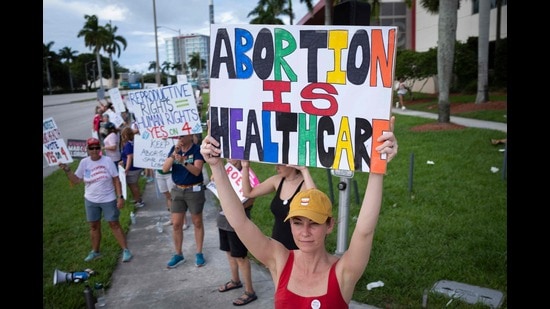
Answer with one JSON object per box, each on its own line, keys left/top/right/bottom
{"left": 420, "top": 0, "right": 459, "bottom": 123}
{"left": 172, "top": 62, "right": 183, "bottom": 75}
{"left": 188, "top": 52, "right": 206, "bottom": 79}
{"left": 288, "top": 0, "right": 314, "bottom": 25}
{"left": 43, "top": 41, "right": 57, "bottom": 94}
{"left": 77, "top": 14, "right": 109, "bottom": 91}
{"left": 475, "top": 0, "right": 490, "bottom": 104}
{"left": 148, "top": 61, "right": 157, "bottom": 72}
{"left": 58, "top": 46, "right": 79, "bottom": 92}
{"left": 248, "top": 0, "right": 289, "bottom": 24}
{"left": 248, "top": 0, "right": 313, "bottom": 25}
{"left": 104, "top": 21, "right": 127, "bottom": 88}
{"left": 161, "top": 61, "right": 172, "bottom": 74}
{"left": 493, "top": 0, "right": 505, "bottom": 87}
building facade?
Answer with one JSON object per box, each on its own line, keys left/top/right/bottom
{"left": 297, "top": 0, "right": 507, "bottom": 93}
{"left": 164, "top": 33, "right": 210, "bottom": 82}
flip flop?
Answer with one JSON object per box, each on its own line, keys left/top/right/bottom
{"left": 218, "top": 280, "right": 243, "bottom": 293}
{"left": 233, "top": 291, "right": 257, "bottom": 306}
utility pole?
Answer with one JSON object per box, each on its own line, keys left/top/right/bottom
{"left": 209, "top": 0, "right": 214, "bottom": 24}
{"left": 153, "top": 0, "right": 161, "bottom": 87}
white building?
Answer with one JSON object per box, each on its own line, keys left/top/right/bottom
{"left": 415, "top": 0, "right": 507, "bottom": 52}
{"left": 298, "top": 0, "right": 508, "bottom": 93}
{"left": 164, "top": 33, "right": 210, "bottom": 81}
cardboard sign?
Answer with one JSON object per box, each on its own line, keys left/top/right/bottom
{"left": 108, "top": 87, "right": 126, "bottom": 114}
{"left": 209, "top": 24, "right": 397, "bottom": 173}
{"left": 43, "top": 117, "right": 73, "bottom": 166}
{"left": 125, "top": 82, "right": 202, "bottom": 138}
{"left": 132, "top": 134, "right": 177, "bottom": 170}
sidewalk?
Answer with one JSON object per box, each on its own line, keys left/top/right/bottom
{"left": 391, "top": 107, "right": 507, "bottom": 133}
{"left": 103, "top": 172, "right": 378, "bottom": 309}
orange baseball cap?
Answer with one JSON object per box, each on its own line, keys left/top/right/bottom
{"left": 285, "top": 188, "right": 332, "bottom": 224}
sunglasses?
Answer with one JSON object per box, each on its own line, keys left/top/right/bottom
{"left": 88, "top": 146, "right": 101, "bottom": 150}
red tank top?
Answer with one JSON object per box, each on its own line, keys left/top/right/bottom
{"left": 274, "top": 251, "right": 348, "bottom": 309}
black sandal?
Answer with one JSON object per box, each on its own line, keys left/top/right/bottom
{"left": 218, "top": 280, "right": 243, "bottom": 293}
{"left": 233, "top": 291, "right": 258, "bottom": 306}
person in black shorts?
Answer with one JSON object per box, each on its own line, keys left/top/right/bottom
{"left": 214, "top": 159, "right": 258, "bottom": 306}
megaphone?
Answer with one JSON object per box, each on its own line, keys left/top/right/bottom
{"left": 53, "top": 268, "right": 94, "bottom": 285}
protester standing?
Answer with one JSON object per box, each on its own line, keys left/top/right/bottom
{"left": 92, "top": 105, "right": 102, "bottom": 139}
{"left": 200, "top": 116, "right": 398, "bottom": 308}
{"left": 162, "top": 134, "right": 206, "bottom": 268}
{"left": 102, "top": 122, "right": 121, "bottom": 167}
{"left": 120, "top": 127, "right": 145, "bottom": 208}
{"left": 58, "top": 137, "right": 133, "bottom": 263}
{"left": 214, "top": 159, "right": 258, "bottom": 306}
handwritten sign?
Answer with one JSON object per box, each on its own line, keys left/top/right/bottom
{"left": 43, "top": 117, "right": 73, "bottom": 166}
{"left": 207, "top": 162, "right": 260, "bottom": 203}
{"left": 132, "top": 134, "right": 177, "bottom": 170}
{"left": 209, "top": 24, "right": 397, "bottom": 173}
{"left": 126, "top": 82, "right": 202, "bottom": 138}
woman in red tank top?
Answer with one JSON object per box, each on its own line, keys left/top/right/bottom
{"left": 201, "top": 117, "right": 398, "bottom": 308}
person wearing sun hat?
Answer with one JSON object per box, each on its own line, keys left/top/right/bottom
{"left": 58, "top": 137, "right": 133, "bottom": 263}
{"left": 201, "top": 116, "right": 398, "bottom": 308}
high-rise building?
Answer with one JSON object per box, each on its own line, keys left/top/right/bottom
{"left": 164, "top": 33, "right": 210, "bottom": 82}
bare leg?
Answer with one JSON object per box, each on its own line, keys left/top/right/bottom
{"left": 191, "top": 212, "right": 204, "bottom": 253}
{"left": 89, "top": 221, "right": 101, "bottom": 252}
{"left": 163, "top": 191, "right": 173, "bottom": 225}
{"left": 128, "top": 182, "right": 141, "bottom": 202}
{"left": 171, "top": 212, "right": 185, "bottom": 255}
{"left": 227, "top": 253, "right": 240, "bottom": 283}
{"left": 236, "top": 256, "right": 254, "bottom": 294}
{"left": 108, "top": 221, "right": 128, "bottom": 249}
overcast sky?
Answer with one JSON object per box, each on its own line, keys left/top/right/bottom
{"left": 43, "top": 0, "right": 312, "bottom": 74}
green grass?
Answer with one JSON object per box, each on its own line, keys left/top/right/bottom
{"left": 44, "top": 95, "right": 507, "bottom": 308}
{"left": 233, "top": 115, "right": 507, "bottom": 308}
{"left": 404, "top": 92, "right": 507, "bottom": 123}
{"left": 43, "top": 173, "right": 145, "bottom": 308}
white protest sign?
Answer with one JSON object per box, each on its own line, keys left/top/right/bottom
{"left": 103, "top": 109, "right": 124, "bottom": 129}
{"left": 118, "top": 165, "right": 127, "bottom": 199}
{"left": 108, "top": 87, "right": 126, "bottom": 114}
{"left": 209, "top": 24, "right": 397, "bottom": 173}
{"left": 43, "top": 117, "right": 73, "bottom": 166}
{"left": 132, "top": 133, "right": 177, "bottom": 170}
{"left": 206, "top": 162, "right": 260, "bottom": 203}
{"left": 126, "top": 82, "right": 202, "bottom": 138}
